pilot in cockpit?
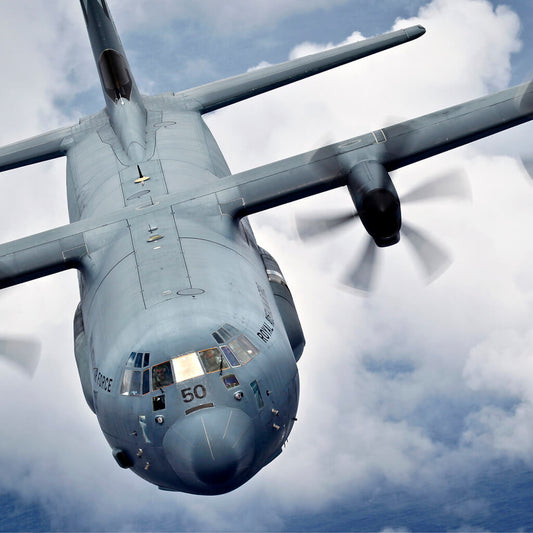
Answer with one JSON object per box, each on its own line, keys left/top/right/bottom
{"left": 152, "top": 362, "right": 173, "bottom": 389}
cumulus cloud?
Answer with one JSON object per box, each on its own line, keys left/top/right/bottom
{"left": 0, "top": 0, "right": 531, "bottom": 531}
{"left": 110, "top": 0, "right": 350, "bottom": 34}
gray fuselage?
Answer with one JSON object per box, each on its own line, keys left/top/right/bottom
{"left": 67, "top": 95, "right": 302, "bottom": 494}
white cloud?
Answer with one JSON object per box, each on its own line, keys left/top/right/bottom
{"left": 111, "top": 0, "right": 350, "bottom": 34}
{"left": 0, "top": 0, "right": 531, "bottom": 530}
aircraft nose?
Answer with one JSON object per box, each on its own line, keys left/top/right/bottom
{"left": 162, "top": 407, "right": 255, "bottom": 494}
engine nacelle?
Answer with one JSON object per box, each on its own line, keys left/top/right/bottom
{"left": 346, "top": 160, "right": 401, "bottom": 247}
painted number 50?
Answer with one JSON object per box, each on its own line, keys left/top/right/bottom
{"left": 181, "top": 384, "right": 207, "bottom": 403}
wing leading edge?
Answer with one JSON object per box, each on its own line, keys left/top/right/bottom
{"left": 0, "top": 17, "right": 530, "bottom": 288}
{"left": 219, "top": 80, "right": 533, "bottom": 216}
{"left": 0, "top": 80, "right": 530, "bottom": 289}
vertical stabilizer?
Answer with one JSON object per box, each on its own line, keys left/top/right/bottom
{"left": 80, "top": 0, "right": 147, "bottom": 162}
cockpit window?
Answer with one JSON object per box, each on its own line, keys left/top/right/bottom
{"left": 134, "top": 352, "right": 144, "bottom": 368}
{"left": 229, "top": 335, "right": 259, "bottom": 365}
{"left": 142, "top": 369, "right": 150, "bottom": 394}
{"left": 212, "top": 331, "right": 224, "bottom": 344}
{"left": 198, "top": 347, "right": 229, "bottom": 374}
{"left": 237, "top": 336, "right": 259, "bottom": 357}
{"left": 172, "top": 353, "right": 204, "bottom": 382}
{"left": 212, "top": 323, "right": 240, "bottom": 344}
{"left": 220, "top": 345, "right": 240, "bottom": 367}
{"left": 121, "top": 329, "right": 259, "bottom": 397}
{"left": 212, "top": 324, "right": 259, "bottom": 367}
{"left": 152, "top": 361, "right": 174, "bottom": 390}
{"left": 212, "top": 326, "right": 230, "bottom": 343}
{"left": 121, "top": 369, "right": 141, "bottom": 396}
{"left": 121, "top": 352, "right": 151, "bottom": 395}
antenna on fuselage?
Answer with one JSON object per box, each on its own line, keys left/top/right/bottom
{"left": 135, "top": 165, "right": 150, "bottom": 184}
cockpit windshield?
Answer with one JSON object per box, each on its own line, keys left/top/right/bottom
{"left": 120, "top": 352, "right": 150, "bottom": 396}
{"left": 198, "top": 348, "right": 229, "bottom": 373}
{"left": 152, "top": 361, "right": 173, "bottom": 389}
{"left": 120, "top": 326, "right": 259, "bottom": 396}
{"left": 171, "top": 353, "right": 203, "bottom": 383}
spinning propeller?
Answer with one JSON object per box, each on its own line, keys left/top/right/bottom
{"left": 296, "top": 158, "right": 470, "bottom": 291}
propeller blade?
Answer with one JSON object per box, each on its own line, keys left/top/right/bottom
{"left": 401, "top": 221, "right": 451, "bottom": 281}
{"left": 343, "top": 236, "right": 379, "bottom": 291}
{"left": 296, "top": 211, "right": 358, "bottom": 240}
{"left": 401, "top": 170, "right": 471, "bottom": 204}
{"left": 0, "top": 337, "right": 40, "bottom": 376}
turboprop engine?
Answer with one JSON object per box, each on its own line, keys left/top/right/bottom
{"left": 296, "top": 158, "right": 471, "bottom": 290}
{"left": 346, "top": 160, "right": 401, "bottom": 248}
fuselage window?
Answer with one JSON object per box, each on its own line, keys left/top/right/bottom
{"left": 171, "top": 353, "right": 204, "bottom": 383}
{"left": 250, "top": 380, "right": 264, "bottom": 409}
{"left": 223, "top": 374, "right": 240, "bottom": 389}
{"left": 152, "top": 361, "right": 174, "bottom": 390}
{"left": 153, "top": 394, "right": 165, "bottom": 411}
{"left": 198, "top": 347, "right": 229, "bottom": 374}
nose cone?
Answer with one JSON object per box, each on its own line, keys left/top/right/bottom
{"left": 163, "top": 407, "right": 255, "bottom": 494}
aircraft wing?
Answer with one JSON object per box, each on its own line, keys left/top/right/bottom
{"left": 0, "top": 125, "right": 74, "bottom": 172}
{"left": 0, "top": 112, "right": 106, "bottom": 172}
{"left": 179, "top": 26, "right": 425, "bottom": 114}
{"left": 218, "top": 80, "right": 533, "bottom": 216}
{"left": 0, "top": 81, "right": 531, "bottom": 288}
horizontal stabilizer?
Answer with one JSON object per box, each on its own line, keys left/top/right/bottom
{"left": 0, "top": 125, "right": 74, "bottom": 173}
{"left": 180, "top": 26, "right": 425, "bottom": 114}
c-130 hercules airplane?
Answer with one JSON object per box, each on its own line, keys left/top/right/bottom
{"left": 0, "top": 0, "right": 531, "bottom": 495}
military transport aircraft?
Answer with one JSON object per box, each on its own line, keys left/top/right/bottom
{"left": 0, "top": 0, "right": 531, "bottom": 495}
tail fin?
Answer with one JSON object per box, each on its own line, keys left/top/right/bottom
{"left": 80, "top": 0, "right": 147, "bottom": 162}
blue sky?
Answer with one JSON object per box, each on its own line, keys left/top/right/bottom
{"left": 1, "top": 0, "right": 533, "bottom": 531}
